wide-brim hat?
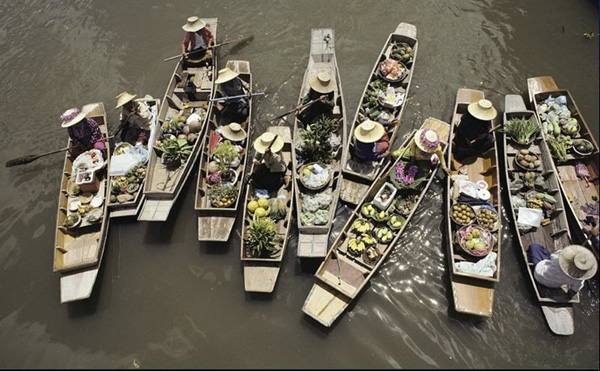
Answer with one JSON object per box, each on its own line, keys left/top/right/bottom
{"left": 468, "top": 99, "right": 497, "bottom": 121}
{"left": 182, "top": 16, "right": 206, "bottom": 32}
{"left": 115, "top": 92, "right": 136, "bottom": 109}
{"left": 414, "top": 128, "right": 441, "bottom": 153}
{"left": 221, "top": 123, "right": 247, "bottom": 141}
{"left": 60, "top": 105, "right": 93, "bottom": 128}
{"left": 559, "top": 245, "right": 598, "bottom": 280}
{"left": 354, "top": 120, "right": 385, "bottom": 143}
{"left": 309, "top": 71, "right": 335, "bottom": 94}
{"left": 215, "top": 67, "right": 239, "bottom": 85}
{"left": 253, "top": 132, "right": 284, "bottom": 154}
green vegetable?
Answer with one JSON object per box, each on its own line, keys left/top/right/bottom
{"left": 300, "top": 115, "right": 338, "bottom": 164}
{"left": 244, "top": 215, "right": 282, "bottom": 258}
{"left": 547, "top": 137, "right": 568, "bottom": 162}
{"left": 503, "top": 117, "right": 540, "bottom": 144}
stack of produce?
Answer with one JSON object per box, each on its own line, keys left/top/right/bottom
{"left": 390, "top": 42, "right": 414, "bottom": 65}
{"left": 504, "top": 117, "right": 540, "bottom": 144}
{"left": 110, "top": 165, "right": 147, "bottom": 203}
{"left": 515, "top": 149, "right": 541, "bottom": 170}
{"left": 300, "top": 192, "right": 332, "bottom": 226}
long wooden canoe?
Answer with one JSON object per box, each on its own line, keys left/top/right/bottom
{"left": 502, "top": 94, "right": 579, "bottom": 336}
{"left": 339, "top": 22, "right": 419, "bottom": 206}
{"left": 195, "top": 60, "right": 252, "bottom": 241}
{"left": 445, "top": 89, "right": 502, "bottom": 318}
{"left": 293, "top": 28, "right": 347, "bottom": 258}
{"left": 240, "top": 126, "right": 294, "bottom": 293}
{"left": 54, "top": 102, "right": 111, "bottom": 303}
{"left": 527, "top": 76, "right": 599, "bottom": 258}
{"left": 107, "top": 97, "right": 160, "bottom": 218}
{"left": 303, "top": 118, "right": 450, "bottom": 327}
{"left": 138, "top": 18, "right": 218, "bottom": 221}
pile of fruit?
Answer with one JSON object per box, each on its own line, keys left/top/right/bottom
{"left": 395, "top": 194, "right": 418, "bottom": 215}
{"left": 476, "top": 207, "right": 499, "bottom": 231}
{"left": 300, "top": 164, "right": 330, "bottom": 189}
{"left": 390, "top": 42, "right": 414, "bottom": 65}
{"left": 515, "top": 149, "right": 541, "bottom": 170}
{"left": 361, "top": 79, "right": 387, "bottom": 121}
{"left": 387, "top": 214, "right": 405, "bottom": 230}
{"left": 352, "top": 219, "right": 373, "bottom": 234}
{"left": 371, "top": 210, "right": 389, "bottom": 222}
{"left": 268, "top": 197, "right": 287, "bottom": 220}
{"left": 451, "top": 203, "right": 475, "bottom": 225}
{"left": 208, "top": 184, "right": 237, "bottom": 208}
{"left": 459, "top": 225, "right": 492, "bottom": 256}
{"left": 375, "top": 227, "right": 393, "bottom": 244}
{"left": 573, "top": 139, "right": 594, "bottom": 155}
{"left": 361, "top": 203, "right": 377, "bottom": 218}
{"left": 110, "top": 165, "right": 147, "bottom": 203}
{"left": 348, "top": 234, "right": 377, "bottom": 257}
{"left": 247, "top": 198, "right": 270, "bottom": 217}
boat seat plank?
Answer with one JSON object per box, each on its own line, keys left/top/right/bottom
{"left": 527, "top": 76, "right": 559, "bottom": 102}
{"left": 541, "top": 306, "right": 575, "bottom": 335}
{"left": 452, "top": 282, "right": 494, "bottom": 317}
{"left": 243, "top": 264, "right": 280, "bottom": 293}
{"left": 505, "top": 94, "right": 528, "bottom": 113}
{"left": 297, "top": 233, "right": 328, "bottom": 258}
{"left": 138, "top": 199, "right": 174, "bottom": 221}
{"left": 340, "top": 178, "right": 370, "bottom": 205}
{"left": 60, "top": 268, "right": 100, "bottom": 303}
{"left": 302, "top": 282, "right": 351, "bottom": 327}
{"left": 395, "top": 22, "right": 417, "bottom": 38}
{"left": 198, "top": 216, "right": 236, "bottom": 241}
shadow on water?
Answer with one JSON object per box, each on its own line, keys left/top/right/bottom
{"left": 66, "top": 264, "right": 105, "bottom": 319}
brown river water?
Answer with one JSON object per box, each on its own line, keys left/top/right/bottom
{"left": 0, "top": 0, "right": 598, "bottom": 368}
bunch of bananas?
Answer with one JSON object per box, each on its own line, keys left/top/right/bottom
{"left": 361, "top": 233, "right": 377, "bottom": 246}
{"left": 527, "top": 198, "right": 543, "bottom": 209}
{"left": 375, "top": 227, "right": 394, "bottom": 244}
{"left": 352, "top": 219, "right": 372, "bottom": 234}
{"left": 361, "top": 204, "right": 377, "bottom": 218}
{"left": 348, "top": 238, "right": 366, "bottom": 257}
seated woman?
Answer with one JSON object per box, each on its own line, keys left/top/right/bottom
{"left": 353, "top": 120, "right": 390, "bottom": 161}
{"left": 215, "top": 67, "right": 250, "bottom": 125}
{"left": 61, "top": 105, "right": 105, "bottom": 159}
{"left": 219, "top": 122, "right": 247, "bottom": 144}
{"left": 181, "top": 16, "right": 214, "bottom": 67}
{"left": 409, "top": 128, "right": 449, "bottom": 174}
{"left": 297, "top": 71, "right": 335, "bottom": 125}
{"left": 452, "top": 99, "right": 497, "bottom": 161}
{"left": 528, "top": 244, "right": 597, "bottom": 293}
{"left": 251, "top": 132, "right": 288, "bottom": 192}
{"left": 115, "top": 92, "right": 152, "bottom": 145}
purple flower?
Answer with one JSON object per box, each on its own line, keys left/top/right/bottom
{"left": 395, "top": 161, "right": 419, "bottom": 185}
{"left": 60, "top": 108, "right": 80, "bottom": 121}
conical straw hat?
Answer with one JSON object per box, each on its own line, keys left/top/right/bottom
{"left": 215, "top": 67, "right": 239, "bottom": 84}
{"left": 467, "top": 99, "right": 497, "bottom": 121}
{"left": 354, "top": 120, "right": 385, "bottom": 143}
{"left": 309, "top": 71, "right": 335, "bottom": 94}
{"left": 115, "top": 92, "right": 136, "bottom": 109}
{"left": 253, "top": 132, "right": 284, "bottom": 154}
{"left": 221, "top": 123, "right": 247, "bottom": 141}
{"left": 558, "top": 245, "right": 598, "bottom": 280}
{"left": 414, "top": 129, "right": 441, "bottom": 153}
{"left": 182, "top": 16, "right": 206, "bottom": 32}
{"left": 60, "top": 105, "right": 92, "bottom": 128}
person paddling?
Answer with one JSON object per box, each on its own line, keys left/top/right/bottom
{"left": 251, "top": 132, "right": 288, "bottom": 191}
{"left": 353, "top": 120, "right": 390, "bottom": 161}
{"left": 215, "top": 67, "right": 251, "bottom": 124}
{"left": 410, "top": 128, "right": 449, "bottom": 174}
{"left": 115, "top": 92, "right": 152, "bottom": 145}
{"left": 181, "top": 16, "right": 214, "bottom": 67}
{"left": 452, "top": 99, "right": 497, "bottom": 161}
{"left": 296, "top": 71, "right": 335, "bottom": 124}
{"left": 61, "top": 105, "right": 105, "bottom": 159}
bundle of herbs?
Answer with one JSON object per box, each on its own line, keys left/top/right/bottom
{"left": 299, "top": 115, "right": 338, "bottom": 164}
{"left": 504, "top": 117, "right": 540, "bottom": 144}
{"left": 244, "top": 215, "right": 282, "bottom": 258}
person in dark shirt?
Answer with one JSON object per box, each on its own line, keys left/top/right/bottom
{"left": 297, "top": 71, "right": 335, "bottom": 125}
{"left": 215, "top": 67, "right": 250, "bottom": 124}
{"left": 452, "top": 99, "right": 497, "bottom": 161}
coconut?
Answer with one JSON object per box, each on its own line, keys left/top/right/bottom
{"left": 178, "top": 134, "right": 187, "bottom": 141}
{"left": 182, "top": 125, "right": 190, "bottom": 135}
{"left": 189, "top": 120, "right": 202, "bottom": 134}
{"left": 187, "top": 133, "right": 198, "bottom": 143}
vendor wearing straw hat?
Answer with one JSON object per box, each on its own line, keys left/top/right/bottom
{"left": 181, "top": 16, "right": 214, "bottom": 67}
{"left": 61, "top": 104, "right": 105, "bottom": 159}
{"left": 219, "top": 122, "right": 247, "bottom": 143}
{"left": 453, "top": 99, "right": 497, "bottom": 161}
{"left": 528, "top": 243, "right": 597, "bottom": 293}
{"left": 297, "top": 71, "right": 335, "bottom": 125}
{"left": 251, "top": 132, "right": 288, "bottom": 191}
{"left": 115, "top": 92, "right": 152, "bottom": 145}
{"left": 215, "top": 67, "right": 251, "bottom": 124}
{"left": 409, "top": 128, "right": 449, "bottom": 174}
{"left": 353, "top": 119, "right": 390, "bottom": 161}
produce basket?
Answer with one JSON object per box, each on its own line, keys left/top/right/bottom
{"left": 450, "top": 203, "right": 476, "bottom": 226}
{"left": 572, "top": 139, "right": 594, "bottom": 156}
{"left": 456, "top": 224, "right": 493, "bottom": 258}
{"left": 299, "top": 163, "right": 332, "bottom": 191}
{"left": 475, "top": 206, "right": 499, "bottom": 232}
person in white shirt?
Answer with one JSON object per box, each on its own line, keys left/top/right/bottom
{"left": 251, "top": 132, "right": 288, "bottom": 192}
{"left": 115, "top": 92, "right": 152, "bottom": 145}
{"left": 528, "top": 243, "right": 597, "bottom": 293}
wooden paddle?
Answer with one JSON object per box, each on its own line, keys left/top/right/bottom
{"left": 5, "top": 135, "right": 114, "bottom": 168}
{"left": 268, "top": 96, "right": 327, "bottom": 123}
{"left": 163, "top": 35, "right": 254, "bottom": 62}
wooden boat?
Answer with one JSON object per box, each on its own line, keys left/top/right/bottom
{"left": 527, "top": 76, "right": 599, "bottom": 258}
{"left": 303, "top": 118, "right": 450, "bottom": 327}
{"left": 339, "top": 22, "right": 418, "bottom": 206}
{"left": 502, "top": 94, "right": 579, "bottom": 335}
{"left": 240, "top": 126, "right": 294, "bottom": 293}
{"left": 292, "top": 28, "right": 347, "bottom": 258}
{"left": 54, "top": 102, "right": 111, "bottom": 303}
{"left": 107, "top": 97, "right": 160, "bottom": 218}
{"left": 195, "top": 60, "right": 252, "bottom": 241}
{"left": 138, "top": 18, "right": 218, "bottom": 221}
{"left": 444, "top": 89, "right": 502, "bottom": 318}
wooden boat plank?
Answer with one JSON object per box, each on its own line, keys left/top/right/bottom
{"left": 109, "top": 208, "right": 139, "bottom": 218}
{"left": 60, "top": 268, "right": 100, "bottom": 303}
{"left": 339, "top": 178, "right": 370, "bottom": 206}
{"left": 395, "top": 22, "right": 417, "bottom": 38}
{"left": 137, "top": 199, "right": 174, "bottom": 221}
{"left": 198, "top": 216, "right": 236, "bottom": 241}
{"left": 243, "top": 264, "right": 280, "bottom": 293}
{"left": 297, "top": 233, "right": 329, "bottom": 258}
{"left": 527, "top": 76, "right": 559, "bottom": 103}
{"left": 452, "top": 281, "right": 494, "bottom": 317}
{"left": 302, "top": 281, "right": 351, "bottom": 327}
{"left": 541, "top": 305, "right": 574, "bottom": 336}
{"left": 505, "top": 94, "right": 527, "bottom": 112}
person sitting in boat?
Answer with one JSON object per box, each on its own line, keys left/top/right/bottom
{"left": 409, "top": 128, "right": 449, "bottom": 175}
{"left": 215, "top": 67, "right": 250, "bottom": 124}
{"left": 528, "top": 243, "right": 597, "bottom": 293}
{"left": 61, "top": 105, "right": 105, "bottom": 159}
{"left": 296, "top": 71, "right": 335, "bottom": 125}
{"left": 251, "top": 132, "right": 288, "bottom": 192}
{"left": 452, "top": 99, "right": 497, "bottom": 161}
{"left": 353, "top": 120, "right": 390, "bottom": 161}
{"left": 115, "top": 92, "right": 152, "bottom": 145}
{"left": 181, "top": 16, "right": 214, "bottom": 67}
{"left": 219, "top": 122, "right": 247, "bottom": 144}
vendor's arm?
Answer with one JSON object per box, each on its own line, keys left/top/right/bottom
{"left": 435, "top": 146, "right": 450, "bottom": 174}
{"left": 204, "top": 28, "right": 214, "bottom": 47}
{"left": 87, "top": 118, "right": 103, "bottom": 143}
{"left": 181, "top": 33, "right": 192, "bottom": 54}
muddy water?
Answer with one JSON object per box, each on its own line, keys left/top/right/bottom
{"left": 0, "top": 0, "right": 598, "bottom": 368}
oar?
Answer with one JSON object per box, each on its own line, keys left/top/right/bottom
{"left": 469, "top": 123, "right": 503, "bottom": 145}
{"left": 268, "top": 96, "right": 327, "bottom": 123}
{"left": 163, "top": 35, "right": 254, "bottom": 62}
{"left": 6, "top": 135, "right": 115, "bottom": 168}
{"left": 210, "top": 92, "right": 265, "bottom": 103}
{"left": 111, "top": 112, "right": 135, "bottom": 138}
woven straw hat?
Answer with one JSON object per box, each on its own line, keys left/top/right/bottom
{"left": 467, "top": 99, "right": 497, "bottom": 121}
{"left": 221, "top": 123, "right": 247, "bottom": 141}
{"left": 253, "top": 132, "right": 284, "bottom": 154}
{"left": 354, "top": 120, "right": 385, "bottom": 143}
{"left": 115, "top": 92, "right": 136, "bottom": 109}
{"left": 309, "top": 71, "right": 335, "bottom": 94}
{"left": 182, "top": 16, "right": 206, "bottom": 32}
{"left": 414, "top": 129, "right": 441, "bottom": 153}
{"left": 215, "top": 67, "right": 239, "bottom": 85}
{"left": 60, "top": 104, "right": 94, "bottom": 128}
{"left": 559, "top": 245, "right": 598, "bottom": 280}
